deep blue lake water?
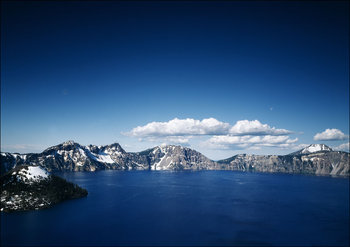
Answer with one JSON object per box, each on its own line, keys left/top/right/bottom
{"left": 1, "top": 170, "right": 349, "bottom": 246}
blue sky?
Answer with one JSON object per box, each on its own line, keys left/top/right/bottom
{"left": 1, "top": 1, "right": 349, "bottom": 160}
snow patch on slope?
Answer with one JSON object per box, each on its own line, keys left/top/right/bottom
{"left": 91, "top": 152, "right": 115, "bottom": 164}
{"left": 153, "top": 153, "right": 167, "bottom": 170}
{"left": 151, "top": 145, "right": 179, "bottom": 170}
{"left": 14, "top": 166, "right": 49, "bottom": 183}
{"left": 151, "top": 146, "right": 167, "bottom": 170}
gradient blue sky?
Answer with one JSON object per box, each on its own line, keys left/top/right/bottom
{"left": 1, "top": 1, "right": 349, "bottom": 159}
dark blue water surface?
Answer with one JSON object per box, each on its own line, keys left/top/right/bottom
{"left": 1, "top": 171, "right": 349, "bottom": 246}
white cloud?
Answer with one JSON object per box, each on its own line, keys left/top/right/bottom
{"left": 334, "top": 142, "right": 350, "bottom": 152}
{"left": 229, "top": 120, "right": 292, "bottom": 136}
{"left": 205, "top": 135, "right": 298, "bottom": 150}
{"left": 125, "top": 118, "right": 230, "bottom": 137}
{"left": 125, "top": 118, "right": 297, "bottom": 151}
{"left": 125, "top": 118, "right": 292, "bottom": 138}
{"left": 314, "top": 129, "right": 348, "bottom": 141}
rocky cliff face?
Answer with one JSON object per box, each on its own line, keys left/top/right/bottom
{"left": 0, "top": 165, "right": 88, "bottom": 212}
{"left": 217, "top": 144, "right": 349, "bottom": 176}
{"left": 138, "top": 144, "right": 217, "bottom": 170}
{"left": 1, "top": 142, "right": 349, "bottom": 176}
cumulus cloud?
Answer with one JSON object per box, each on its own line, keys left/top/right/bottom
{"left": 334, "top": 142, "right": 350, "bottom": 152}
{"left": 125, "top": 118, "right": 230, "bottom": 137}
{"left": 314, "top": 129, "right": 348, "bottom": 141}
{"left": 125, "top": 118, "right": 292, "bottom": 138}
{"left": 124, "top": 118, "right": 297, "bottom": 151}
{"left": 205, "top": 135, "right": 298, "bottom": 150}
{"left": 229, "top": 120, "right": 292, "bottom": 136}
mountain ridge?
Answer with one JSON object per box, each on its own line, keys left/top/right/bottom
{"left": 1, "top": 141, "right": 349, "bottom": 176}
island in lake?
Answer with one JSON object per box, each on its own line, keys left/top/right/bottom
{"left": 0, "top": 165, "right": 87, "bottom": 212}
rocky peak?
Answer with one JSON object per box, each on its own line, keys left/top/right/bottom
{"left": 42, "top": 140, "right": 81, "bottom": 154}
{"left": 148, "top": 144, "right": 214, "bottom": 171}
{"left": 60, "top": 140, "right": 82, "bottom": 150}
{"left": 63, "top": 140, "right": 76, "bottom": 146}
{"left": 102, "top": 143, "right": 126, "bottom": 154}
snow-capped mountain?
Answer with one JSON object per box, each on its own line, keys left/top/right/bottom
{"left": 136, "top": 144, "right": 216, "bottom": 171}
{"left": 1, "top": 141, "right": 130, "bottom": 173}
{"left": 1, "top": 165, "right": 87, "bottom": 212}
{"left": 0, "top": 141, "right": 215, "bottom": 173}
{"left": 41, "top": 140, "right": 128, "bottom": 169}
{"left": 298, "top": 144, "right": 333, "bottom": 154}
{"left": 1, "top": 141, "right": 349, "bottom": 176}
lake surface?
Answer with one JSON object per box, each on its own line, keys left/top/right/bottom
{"left": 1, "top": 171, "right": 349, "bottom": 246}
